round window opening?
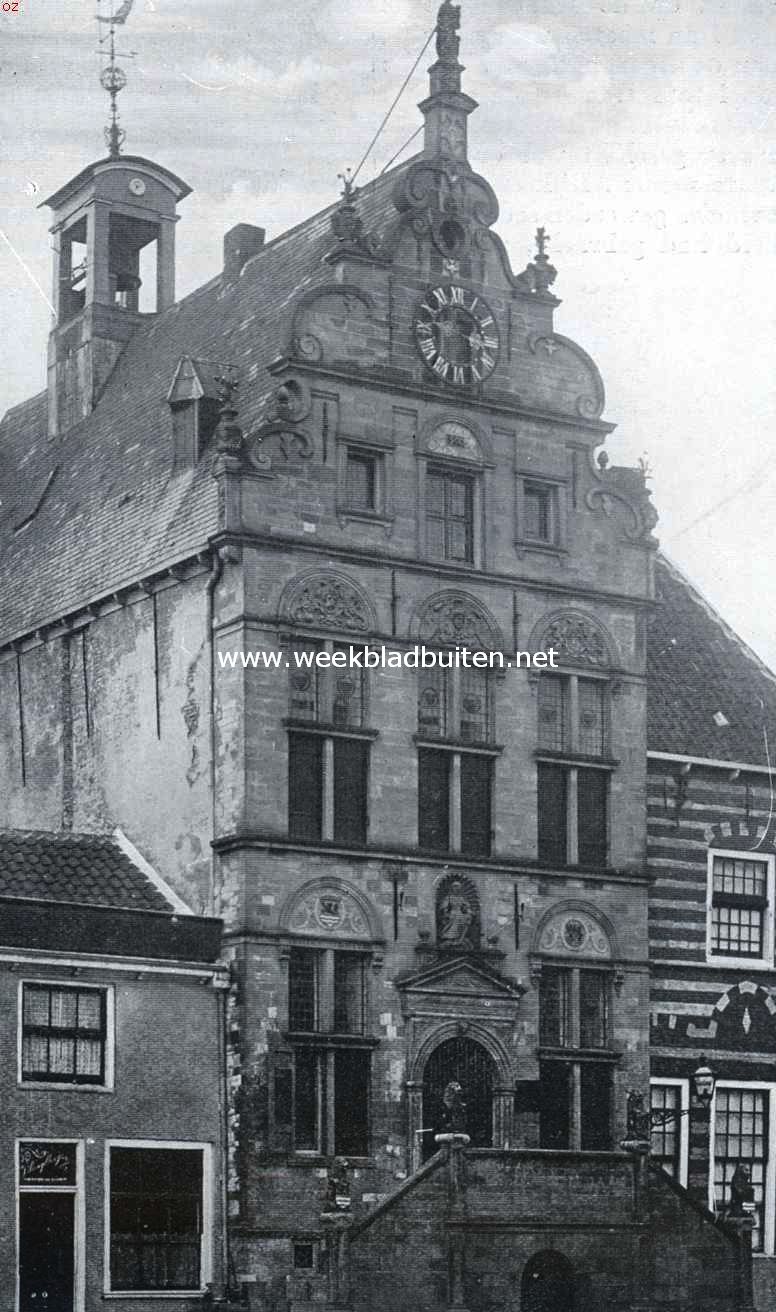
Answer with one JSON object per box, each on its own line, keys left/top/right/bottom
{"left": 439, "top": 218, "right": 466, "bottom": 255}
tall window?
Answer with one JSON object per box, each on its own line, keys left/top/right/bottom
{"left": 21, "top": 983, "right": 108, "bottom": 1086}
{"left": 707, "top": 852, "right": 774, "bottom": 966}
{"left": 712, "top": 1085, "right": 773, "bottom": 1252}
{"left": 287, "top": 642, "right": 373, "bottom": 845}
{"left": 538, "top": 965, "right": 613, "bottom": 1150}
{"left": 286, "top": 947, "right": 371, "bottom": 1158}
{"left": 345, "top": 448, "right": 378, "bottom": 513}
{"left": 109, "top": 1146, "right": 207, "bottom": 1292}
{"left": 650, "top": 1080, "right": 689, "bottom": 1185}
{"left": 426, "top": 466, "right": 475, "bottom": 564}
{"left": 417, "top": 666, "right": 495, "bottom": 856}
{"left": 537, "top": 673, "right": 610, "bottom": 867}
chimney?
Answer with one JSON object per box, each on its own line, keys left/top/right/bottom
{"left": 223, "top": 224, "right": 266, "bottom": 283}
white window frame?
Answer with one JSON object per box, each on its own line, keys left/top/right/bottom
{"left": 17, "top": 980, "right": 115, "bottom": 1091}
{"left": 103, "top": 1140, "right": 213, "bottom": 1297}
{"left": 16, "top": 1137, "right": 86, "bottom": 1312}
{"left": 650, "top": 1077, "right": 690, "bottom": 1188}
{"left": 705, "top": 848, "right": 776, "bottom": 970}
{"left": 709, "top": 1081, "right": 776, "bottom": 1256}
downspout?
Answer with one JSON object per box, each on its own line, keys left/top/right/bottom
{"left": 207, "top": 546, "right": 225, "bottom": 919}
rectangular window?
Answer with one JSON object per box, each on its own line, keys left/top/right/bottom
{"left": 537, "top": 674, "right": 607, "bottom": 758}
{"left": 538, "top": 676, "right": 568, "bottom": 753}
{"left": 288, "top": 949, "right": 318, "bottom": 1032}
{"left": 539, "top": 1059, "right": 571, "bottom": 1149}
{"left": 294, "top": 1049, "right": 324, "bottom": 1153}
{"left": 333, "top": 737, "right": 368, "bottom": 845}
{"left": 460, "top": 754, "right": 492, "bottom": 857}
{"left": 713, "top": 1087, "right": 769, "bottom": 1251}
{"left": 345, "top": 450, "right": 377, "bottom": 512}
{"left": 334, "top": 1048, "right": 370, "bottom": 1156}
{"left": 333, "top": 953, "right": 365, "bottom": 1034}
{"left": 109, "top": 1146, "right": 206, "bottom": 1292}
{"left": 21, "top": 984, "right": 107, "bottom": 1086}
{"left": 579, "top": 970, "right": 608, "bottom": 1048}
{"left": 539, "top": 967, "right": 571, "bottom": 1048}
{"left": 418, "top": 748, "right": 451, "bottom": 851}
{"left": 579, "top": 1064, "right": 612, "bottom": 1150}
{"left": 524, "top": 482, "right": 553, "bottom": 542}
{"left": 710, "top": 854, "right": 770, "bottom": 960}
{"left": 288, "top": 733, "right": 323, "bottom": 840}
{"left": 288, "top": 645, "right": 370, "bottom": 844}
{"left": 426, "top": 467, "right": 474, "bottom": 564}
{"left": 650, "top": 1081, "right": 689, "bottom": 1183}
{"left": 537, "top": 763, "right": 608, "bottom": 868}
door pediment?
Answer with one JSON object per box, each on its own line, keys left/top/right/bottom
{"left": 396, "top": 955, "right": 525, "bottom": 1017}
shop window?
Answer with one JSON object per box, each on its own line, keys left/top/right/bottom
{"left": 108, "top": 1145, "right": 208, "bottom": 1292}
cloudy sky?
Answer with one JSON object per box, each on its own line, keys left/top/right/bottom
{"left": 2, "top": 0, "right": 775, "bottom": 670}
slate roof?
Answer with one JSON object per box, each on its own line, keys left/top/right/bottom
{"left": 647, "top": 555, "right": 776, "bottom": 768}
{"left": 0, "top": 829, "right": 176, "bottom": 912}
{"left": 0, "top": 160, "right": 410, "bottom": 645}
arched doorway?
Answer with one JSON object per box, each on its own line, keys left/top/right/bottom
{"left": 421, "top": 1036, "right": 494, "bottom": 1158}
{"left": 520, "top": 1250, "right": 575, "bottom": 1312}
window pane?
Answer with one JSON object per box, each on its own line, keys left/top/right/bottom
{"left": 651, "top": 1085, "right": 681, "bottom": 1178}
{"left": 418, "top": 666, "right": 447, "bottom": 738}
{"left": 419, "top": 749, "right": 450, "bottom": 851}
{"left": 289, "top": 645, "right": 320, "bottom": 721}
{"left": 334, "top": 1048, "right": 370, "bottom": 1156}
{"left": 711, "top": 904, "right": 764, "bottom": 957}
{"left": 289, "top": 949, "right": 318, "bottom": 1031}
{"left": 537, "top": 763, "right": 567, "bottom": 864}
{"left": 538, "top": 676, "right": 567, "bottom": 752}
{"left": 579, "top": 971, "right": 608, "bottom": 1048}
{"left": 333, "top": 738, "right": 368, "bottom": 844}
{"left": 288, "top": 733, "right": 323, "bottom": 839}
{"left": 524, "top": 484, "right": 551, "bottom": 540}
{"left": 713, "top": 856, "right": 768, "bottom": 899}
{"left": 446, "top": 475, "right": 474, "bottom": 563}
{"left": 459, "top": 669, "right": 491, "bottom": 743}
{"left": 577, "top": 769, "right": 607, "bottom": 866}
{"left": 460, "top": 754, "right": 492, "bottom": 857}
{"left": 539, "top": 1060, "right": 571, "bottom": 1148}
{"left": 578, "top": 679, "right": 606, "bottom": 757}
{"left": 294, "top": 1049, "right": 323, "bottom": 1152}
{"left": 580, "top": 1064, "right": 612, "bottom": 1150}
{"left": 331, "top": 654, "right": 365, "bottom": 729}
{"left": 714, "top": 1088, "right": 768, "bottom": 1251}
{"left": 21, "top": 984, "right": 106, "bottom": 1085}
{"left": 334, "top": 954, "right": 365, "bottom": 1034}
{"left": 540, "top": 967, "right": 571, "bottom": 1047}
{"left": 346, "top": 451, "right": 376, "bottom": 510}
{"left": 110, "top": 1148, "right": 203, "bottom": 1292}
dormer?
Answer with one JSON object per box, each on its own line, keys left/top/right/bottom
{"left": 42, "top": 155, "right": 191, "bottom": 437}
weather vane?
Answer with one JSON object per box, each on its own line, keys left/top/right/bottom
{"left": 96, "top": 0, "right": 135, "bottom": 158}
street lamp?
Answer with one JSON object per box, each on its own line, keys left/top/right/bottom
{"left": 626, "top": 1057, "right": 716, "bottom": 1140}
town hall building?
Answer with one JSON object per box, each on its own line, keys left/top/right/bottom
{"left": 0, "top": 3, "right": 770, "bottom": 1310}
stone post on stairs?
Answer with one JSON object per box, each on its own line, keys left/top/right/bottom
{"left": 727, "top": 1163, "right": 757, "bottom": 1312}
{"left": 321, "top": 1157, "right": 352, "bottom": 1312}
{"left": 436, "top": 1080, "right": 471, "bottom": 1312}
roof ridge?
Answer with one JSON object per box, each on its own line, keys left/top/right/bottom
{"left": 658, "top": 551, "right": 776, "bottom": 689}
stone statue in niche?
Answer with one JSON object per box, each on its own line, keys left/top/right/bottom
{"left": 437, "top": 878, "right": 477, "bottom": 949}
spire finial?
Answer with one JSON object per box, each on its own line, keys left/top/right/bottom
{"left": 96, "top": 0, "right": 135, "bottom": 156}
{"left": 436, "top": 1, "right": 462, "bottom": 65}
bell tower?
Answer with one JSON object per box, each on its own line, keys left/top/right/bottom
{"left": 42, "top": 1, "right": 191, "bottom": 437}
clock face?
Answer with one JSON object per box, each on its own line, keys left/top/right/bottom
{"left": 414, "top": 284, "right": 500, "bottom": 387}
{"left": 128, "top": 177, "right": 146, "bottom": 196}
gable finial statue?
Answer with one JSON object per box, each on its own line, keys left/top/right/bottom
{"left": 436, "top": 0, "right": 462, "bottom": 64}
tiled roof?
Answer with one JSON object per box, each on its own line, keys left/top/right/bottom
{"left": 0, "top": 161, "right": 410, "bottom": 645}
{"left": 647, "top": 555, "right": 776, "bottom": 767}
{"left": 0, "top": 829, "right": 176, "bottom": 912}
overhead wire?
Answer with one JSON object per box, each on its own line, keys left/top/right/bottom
{"left": 349, "top": 24, "right": 437, "bottom": 187}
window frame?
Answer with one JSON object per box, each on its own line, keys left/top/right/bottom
{"left": 537, "top": 962, "right": 617, "bottom": 1151}
{"left": 284, "top": 945, "right": 374, "bottom": 1161}
{"left": 336, "top": 437, "right": 394, "bottom": 527}
{"left": 709, "top": 1081, "right": 776, "bottom": 1255}
{"left": 536, "top": 670, "right": 613, "bottom": 868}
{"left": 515, "top": 472, "right": 567, "bottom": 554}
{"left": 18, "top": 980, "right": 115, "bottom": 1092}
{"left": 418, "top": 455, "right": 485, "bottom": 570}
{"left": 705, "top": 849, "right": 775, "bottom": 970}
{"left": 650, "top": 1077, "right": 690, "bottom": 1187}
{"left": 104, "top": 1140, "right": 212, "bottom": 1296}
{"left": 286, "top": 639, "right": 375, "bottom": 846}
{"left": 415, "top": 665, "right": 499, "bottom": 857}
